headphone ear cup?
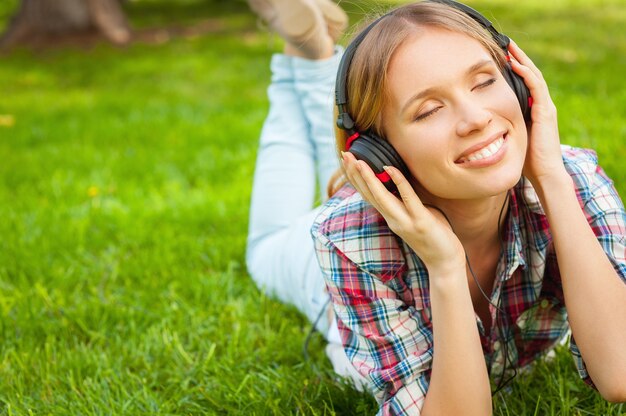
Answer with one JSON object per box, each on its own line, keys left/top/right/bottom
{"left": 502, "top": 63, "right": 532, "bottom": 122}
{"left": 348, "top": 131, "right": 411, "bottom": 193}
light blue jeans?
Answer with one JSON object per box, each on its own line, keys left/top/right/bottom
{"left": 246, "top": 49, "right": 342, "bottom": 338}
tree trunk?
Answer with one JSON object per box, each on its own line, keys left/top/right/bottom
{"left": 1, "top": 0, "right": 131, "bottom": 48}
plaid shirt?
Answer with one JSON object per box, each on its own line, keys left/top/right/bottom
{"left": 312, "top": 146, "right": 626, "bottom": 415}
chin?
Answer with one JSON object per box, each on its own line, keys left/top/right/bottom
{"left": 474, "top": 168, "right": 524, "bottom": 197}
{"left": 412, "top": 157, "right": 526, "bottom": 200}
{"left": 421, "top": 173, "right": 523, "bottom": 201}
{"left": 471, "top": 155, "right": 526, "bottom": 196}
{"left": 478, "top": 177, "right": 521, "bottom": 198}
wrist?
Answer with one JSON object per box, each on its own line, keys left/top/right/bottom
{"left": 427, "top": 263, "right": 468, "bottom": 289}
{"left": 531, "top": 168, "right": 573, "bottom": 202}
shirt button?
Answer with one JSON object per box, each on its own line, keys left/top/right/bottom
{"left": 540, "top": 299, "right": 550, "bottom": 309}
{"left": 493, "top": 341, "right": 501, "bottom": 350}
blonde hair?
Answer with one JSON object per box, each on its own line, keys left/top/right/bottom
{"left": 328, "top": 1, "right": 507, "bottom": 196}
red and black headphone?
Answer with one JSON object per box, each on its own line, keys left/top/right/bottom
{"left": 335, "top": 0, "right": 532, "bottom": 193}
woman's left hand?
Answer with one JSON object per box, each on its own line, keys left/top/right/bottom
{"left": 508, "top": 40, "right": 568, "bottom": 186}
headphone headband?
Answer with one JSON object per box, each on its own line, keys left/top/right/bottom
{"left": 334, "top": 13, "right": 386, "bottom": 108}
{"left": 334, "top": 0, "right": 531, "bottom": 194}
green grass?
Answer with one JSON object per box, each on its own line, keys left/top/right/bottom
{"left": 0, "top": 0, "right": 624, "bottom": 414}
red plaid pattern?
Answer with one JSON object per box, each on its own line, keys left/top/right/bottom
{"left": 312, "top": 146, "right": 626, "bottom": 415}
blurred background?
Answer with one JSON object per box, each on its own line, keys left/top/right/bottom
{"left": 0, "top": 0, "right": 624, "bottom": 414}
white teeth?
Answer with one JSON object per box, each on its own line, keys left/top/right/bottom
{"left": 462, "top": 136, "right": 504, "bottom": 163}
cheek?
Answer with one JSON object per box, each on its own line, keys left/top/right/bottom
{"left": 392, "top": 114, "right": 471, "bottom": 180}
{"left": 395, "top": 131, "right": 448, "bottom": 185}
{"left": 496, "top": 81, "right": 526, "bottom": 123}
{"left": 501, "top": 87, "right": 529, "bottom": 150}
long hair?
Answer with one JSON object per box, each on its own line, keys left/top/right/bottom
{"left": 328, "top": 1, "right": 507, "bottom": 196}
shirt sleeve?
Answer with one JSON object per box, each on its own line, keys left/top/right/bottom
{"left": 314, "top": 234, "right": 434, "bottom": 415}
{"left": 563, "top": 148, "right": 626, "bottom": 387}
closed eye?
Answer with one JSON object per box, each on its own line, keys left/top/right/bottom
{"left": 413, "top": 78, "right": 496, "bottom": 122}
{"left": 474, "top": 78, "right": 497, "bottom": 90}
{"left": 414, "top": 106, "right": 441, "bottom": 122}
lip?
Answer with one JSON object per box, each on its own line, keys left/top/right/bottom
{"left": 454, "top": 131, "right": 508, "bottom": 167}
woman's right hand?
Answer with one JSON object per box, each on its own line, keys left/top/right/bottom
{"left": 341, "top": 151, "right": 466, "bottom": 276}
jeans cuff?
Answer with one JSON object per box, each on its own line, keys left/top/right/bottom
{"left": 270, "top": 53, "right": 294, "bottom": 83}
{"left": 292, "top": 46, "right": 344, "bottom": 83}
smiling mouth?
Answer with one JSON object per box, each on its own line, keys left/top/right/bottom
{"left": 456, "top": 134, "right": 507, "bottom": 164}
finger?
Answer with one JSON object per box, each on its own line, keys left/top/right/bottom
{"left": 348, "top": 160, "right": 410, "bottom": 224}
{"left": 509, "top": 58, "right": 550, "bottom": 104}
{"left": 342, "top": 152, "right": 374, "bottom": 198}
{"left": 341, "top": 152, "right": 380, "bottom": 208}
{"left": 383, "top": 165, "right": 427, "bottom": 218}
{"left": 344, "top": 154, "right": 418, "bottom": 225}
{"left": 508, "top": 40, "right": 543, "bottom": 79}
{"left": 354, "top": 159, "right": 406, "bottom": 216}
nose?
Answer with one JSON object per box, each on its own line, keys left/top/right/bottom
{"left": 455, "top": 98, "right": 492, "bottom": 137}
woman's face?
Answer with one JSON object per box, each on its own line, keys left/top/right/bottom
{"left": 381, "top": 26, "right": 528, "bottom": 202}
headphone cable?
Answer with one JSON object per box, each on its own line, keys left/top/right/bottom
{"left": 427, "top": 192, "right": 517, "bottom": 395}
{"left": 303, "top": 297, "right": 332, "bottom": 372}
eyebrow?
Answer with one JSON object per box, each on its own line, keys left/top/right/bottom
{"left": 400, "top": 59, "right": 495, "bottom": 114}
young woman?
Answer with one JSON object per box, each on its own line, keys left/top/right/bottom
{"left": 247, "top": 0, "right": 626, "bottom": 414}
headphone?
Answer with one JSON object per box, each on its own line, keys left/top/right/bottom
{"left": 335, "top": 0, "right": 532, "bottom": 193}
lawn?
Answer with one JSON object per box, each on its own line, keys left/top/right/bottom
{"left": 0, "top": 0, "right": 624, "bottom": 414}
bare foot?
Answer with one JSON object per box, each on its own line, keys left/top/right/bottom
{"left": 248, "top": 0, "right": 337, "bottom": 60}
